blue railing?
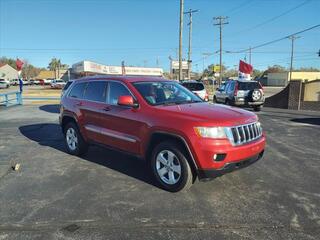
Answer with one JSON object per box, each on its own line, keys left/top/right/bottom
{"left": 0, "top": 91, "right": 23, "bottom": 107}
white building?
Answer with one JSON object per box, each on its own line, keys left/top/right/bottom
{"left": 72, "top": 61, "right": 163, "bottom": 78}
{"left": 267, "top": 72, "right": 320, "bottom": 86}
{"left": 0, "top": 64, "right": 18, "bottom": 81}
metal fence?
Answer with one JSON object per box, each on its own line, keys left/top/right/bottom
{"left": 0, "top": 92, "right": 23, "bottom": 107}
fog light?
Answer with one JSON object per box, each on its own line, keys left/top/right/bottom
{"left": 213, "top": 153, "right": 226, "bottom": 162}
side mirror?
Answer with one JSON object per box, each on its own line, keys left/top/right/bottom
{"left": 117, "top": 95, "right": 139, "bottom": 108}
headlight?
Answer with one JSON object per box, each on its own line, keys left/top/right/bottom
{"left": 256, "top": 121, "right": 262, "bottom": 132}
{"left": 194, "top": 127, "right": 227, "bottom": 139}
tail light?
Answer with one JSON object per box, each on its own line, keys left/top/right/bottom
{"left": 234, "top": 82, "right": 239, "bottom": 96}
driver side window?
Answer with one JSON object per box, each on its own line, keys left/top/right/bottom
{"left": 107, "top": 81, "right": 133, "bottom": 105}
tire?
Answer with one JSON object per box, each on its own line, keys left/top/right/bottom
{"left": 64, "top": 121, "right": 88, "bottom": 156}
{"left": 225, "top": 98, "right": 230, "bottom": 105}
{"left": 213, "top": 96, "right": 217, "bottom": 103}
{"left": 253, "top": 105, "right": 262, "bottom": 112}
{"left": 150, "top": 141, "right": 194, "bottom": 192}
{"left": 249, "top": 89, "right": 263, "bottom": 102}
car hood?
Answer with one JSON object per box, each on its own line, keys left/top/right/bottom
{"left": 155, "top": 102, "right": 257, "bottom": 126}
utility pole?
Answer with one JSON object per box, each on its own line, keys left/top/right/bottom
{"left": 202, "top": 53, "right": 213, "bottom": 74}
{"left": 249, "top": 47, "right": 252, "bottom": 65}
{"left": 288, "top": 35, "right": 300, "bottom": 82}
{"left": 179, "top": 0, "right": 184, "bottom": 81}
{"left": 184, "top": 9, "right": 199, "bottom": 80}
{"left": 213, "top": 16, "right": 229, "bottom": 86}
{"left": 288, "top": 35, "right": 301, "bottom": 110}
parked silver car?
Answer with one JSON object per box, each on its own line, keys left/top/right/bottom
{"left": 214, "top": 80, "right": 264, "bottom": 111}
{"left": 0, "top": 79, "right": 10, "bottom": 89}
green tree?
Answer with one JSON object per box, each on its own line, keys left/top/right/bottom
{"left": 0, "top": 57, "right": 17, "bottom": 69}
{"left": 21, "top": 60, "right": 42, "bottom": 79}
{"left": 48, "top": 58, "right": 68, "bottom": 79}
{"left": 48, "top": 58, "right": 59, "bottom": 79}
{"left": 293, "top": 67, "right": 320, "bottom": 72}
{"left": 266, "top": 65, "right": 287, "bottom": 73}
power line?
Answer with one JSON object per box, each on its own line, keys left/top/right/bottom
{"left": 221, "top": 0, "right": 253, "bottom": 16}
{"left": 225, "top": 51, "right": 316, "bottom": 54}
{"left": 226, "top": 24, "right": 320, "bottom": 53}
{"left": 250, "top": 56, "right": 319, "bottom": 67}
{"left": 232, "top": 0, "right": 311, "bottom": 35}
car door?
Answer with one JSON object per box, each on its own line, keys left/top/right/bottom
{"left": 226, "top": 81, "right": 235, "bottom": 100}
{"left": 216, "top": 83, "right": 226, "bottom": 102}
{"left": 80, "top": 81, "right": 108, "bottom": 142}
{"left": 98, "top": 81, "right": 145, "bottom": 155}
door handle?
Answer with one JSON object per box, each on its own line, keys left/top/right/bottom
{"left": 73, "top": 102, "right": 83, "bottom": 108}
{"left": 102, "top": 106, "right": 111, "bottom": 111}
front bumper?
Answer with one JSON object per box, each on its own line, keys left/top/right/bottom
{"left": 197, "top": 150, "right": 264, "bottom": 180}
{"left": 234, "top": 100, "right": 264, "bottom": 106}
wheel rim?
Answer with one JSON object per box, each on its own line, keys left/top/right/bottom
{"left": 66, "top": 127, "right": 78, "bottom": 151}
{"left": 156, "top": 150, "right": 181, "bottom": 185}
{"left": 252, "top": 90, "right": 261, "bottom": 100}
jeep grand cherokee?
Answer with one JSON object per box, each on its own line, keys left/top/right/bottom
{"left": 59, "top": 76, "right": 266, "bottom": 192}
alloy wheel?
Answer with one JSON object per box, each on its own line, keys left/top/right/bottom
{"left": 156, "top": 150, "right": 181, "bottom": 185}
{"left": 66, "top": 127, "right": 78, "bottom": 151}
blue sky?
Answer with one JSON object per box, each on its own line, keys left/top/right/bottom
{"left": 0, "top": 0, "right": 319, "bottom": 71}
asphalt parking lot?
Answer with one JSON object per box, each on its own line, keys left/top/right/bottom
{"left": 0, "top": 104, "right": 319, "bottom": 239}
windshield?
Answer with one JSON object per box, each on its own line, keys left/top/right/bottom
{"left": 133, "top": 81, "right": 202, "bottom": 106}
{"left": 238, "top": 82, "right": 261, "bottom": 90}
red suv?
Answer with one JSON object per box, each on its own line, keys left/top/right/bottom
{"left": 60, "top": 76, "right": 265, "bottom": 192}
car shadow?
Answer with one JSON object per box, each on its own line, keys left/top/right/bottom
{"left": 39, "top": 104, "right": 60, "bottom": 114}
{"left": 290, "top": 118, "right": 320, "bottom": 126}
{"left": 19, "top": 123, "right": 156, "bottom": 188}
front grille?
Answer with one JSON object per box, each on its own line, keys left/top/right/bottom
{"left": 226, "top": 122, "right": 262, "bottom": 146}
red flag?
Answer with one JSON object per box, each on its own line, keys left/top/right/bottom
{"left": 16, "top": 58, "right": 24, "bottom": 71}
{"left": 239, "top": 60, "right": 253, "bottom": 74}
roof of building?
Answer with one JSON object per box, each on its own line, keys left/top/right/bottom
{"left": 74, "top": 75, "right": 167, "bottom": 83}
{"left": 0, "top": 64, "right": 18, "bottom": 72}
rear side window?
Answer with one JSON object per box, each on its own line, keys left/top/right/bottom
{"left": 183, "top": 82, "right": 204, "bottom": 91}
{"left": 238, "top": 82, "right": 261, "bottom": 90}
{"left": 84, "top": 81, "right": 107, "bottom": 102}
{"left": 108, "top": 82, "right": 132, "bottom": 105}
{"left": 69, "top": 82, "right": 87, "bottom": 99}
{"left": 227, "top": 81, "right": 235, "bottom": 92}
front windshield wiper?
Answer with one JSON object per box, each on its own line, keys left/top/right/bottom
{"left": 160, "top": 100, "right": 203, "bottom": 106}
